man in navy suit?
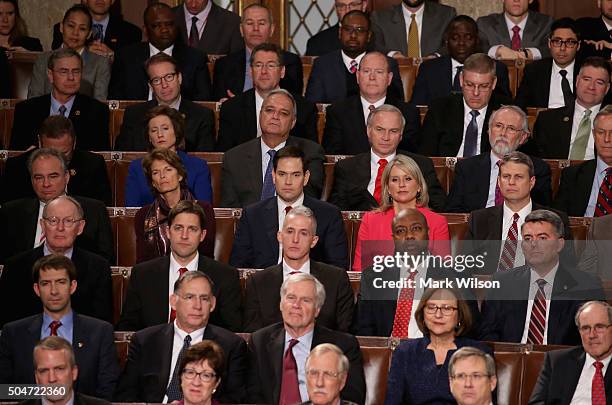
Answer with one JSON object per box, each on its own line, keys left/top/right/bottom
{"left": 231, "top": 145, "right": 347, "bottom": 270}
{"left": 0, "top": 255, "right": 118, "bottom": 399}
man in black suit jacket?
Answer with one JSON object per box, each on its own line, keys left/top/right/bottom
{"left": 419, "top": 53, "right": 512, "bottom": 157}
{"left": 231, "top": 146, "right": 348, "bottom": 269}
{"left": 0, "top": 150, "right": 113, "bottom": 264}
{"left": 247, "top": 273, "right": 365, "bottom": 404}
{"left": 0, "top": 49, "right": 9, "bottom": 100}
{"left": 10, "top": 49, "right": 109, "bottom": 151}
{"left": 117, "top": 200, "right": 241, "bottom": 331}
{"left": 220, "top": 89, "right": 324, "bottom": 207}
{"left": 479, "top": 210, "right": 605, "bottom": 345}
{"left": 115, "top": 271, "right": 247, "bottom": 403}
{"left": 0, "top": 197, "right": 112, "bottom": 326}
{"left": 216, "top": 43, "right": 317, "bottom": 152}
{"left": 329, "top": 104, "right": 446, "bottom": 212}
{"left": 577, "top": 1, "right": 612, "bottom": 60}
{"left": 306, "top": 11, "right": 404, "bottom": 104}
{"left": 529, "top": 301, "right": 612, "bottom": 404}
{"left": 411, "top": 15, "right": 512, "bottom": 106}
{"left": 1, "top": 116, "right": 112, "bottom": 205}
{"left": 173, "top": 0, "right": 242, "bottom": 56}
{"left": 114, "top": 53, "right": 215, "bottom": 151}
{"left": 446, "top": 105, "right": 552, "bottom": 213}
{"left": 109, "top": 3, "right": 211, "bottom": 101}
{"left": 241, "top": 205, "right": 353, "bottom": 332}
{"left": 0, "top": 255, "right": 117, "bottom": 399}
{"left": 213, "top": 5, "right": 302, "bottom": 100}
{"left": 323, "top": 51, "right": 420, "bottom": 154}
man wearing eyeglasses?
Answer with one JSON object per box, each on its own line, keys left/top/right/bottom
{"left": 0, "top": 194, "right": 113, "bottom": 326}
{"left": 306, "top": 0, "right": 368, "bottom": 57}
{"left": 0, "top": 256, "right": 117, "bottom": 399}
{"left": 515, "top": 18, "right": 581, "bottom": 110}
{"left": 530, "top": 300, "right": 612, "bottom": 403}
{"left": 449, "top": 347, "right": 497, "bottom": 405}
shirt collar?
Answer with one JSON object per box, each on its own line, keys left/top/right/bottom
{"left": 43, "top": 243, "right": 74, "bottom": 259}
{"left": 451, "top": 57, "right": 463, "bottom": 70}
{"left": 184, "top": 1, "right": 212, "bottom": 21}
{"left": 504, "top": 12, "right": 528, "bottom": 30}
{"left": 50, "top": 94, "right": 76, "bottom": 115}
{"left": 341, "top": 50, "right": 366, "bottom": 71}
{"left": 360, "top": 95, "right": 386, "bottom": 109}
{"left": 596, "top": 155, "right": 611, "bottom": 175}
{"left": 93, "top": 14, "right": 110, "bottom": 31}
{"left": 260, "top": 138, "right": 287, "bottom": 155}
{"left": 552, "top": 59, "right": 575, "bottom": 75}
{"left": 370, "top": 148, "right": 396, "bottom": 163}
{"left": 586, "top": 352, "right": 612, "bottom": 369}
{"left": 285, "top": 326, "right": 314, "bottom": 342}
{"left": 529, "top": 261, "right": 558, "bottom": 286}
{"left": 490, "top": 150, "right": 501, "bottom": 169}
{"left": 462, "top": 98, "right": 488, "bottom": 117}
{"left": 502, "top": 199, "right": 533, "bottom": 218}
{"left": 42, "top": 310, "right": 74, "bottom": 335}
{"left": 149, "top": 43, "right": 174, "bottom": 56}
{"left": 603, "top": 16, "right": 612, "bottom": 32}
{"left": 282, "top": 258, "right": 311, "bottom": 277}
{"left": 173, "top": 320, "right": 206, "bottom": 341}
{"left": 278, "top": 193, "right": 305, "bottom": 212}
{"left": 402, "top": 2, "right": 425, "bottom": 18}
{"left": 170, "top": 251, "right": 199, "bottom": 273}
{"left": 575, "top": 100, "right": 602, "bottom": 116}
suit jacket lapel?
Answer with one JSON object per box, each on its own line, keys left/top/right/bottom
{"left": 495, "top": 13, "right": 511, "bottom": 46}
{"left": 25, "top": 199, "right": 40, "bottom": 247}
{"left": 390, "top": 5, "right": 407, "bottom": 55}
{"left": 246, "top": 140, "right": 264, "bottom": 197}
{"left": 522, "top": 12, "right": 540, "bottom": 46}
{"left": 265, "top": 198, "right": 280, "bottom": 259}
{"left": 350, "top": 96, "right": 368, "bottom": 137}
{"left": 476, "top": 154, "right": 493, "bottom": 207}
{"left": 333, "top": 52, "right": 347, "bottom": 97}
{"left": 69, "top": 95, "right": 84, "bottom": 125}
{"left": 541, "top": 59, "right": 553, "bottom": 105}
{"left": 559, "top": 104, "right": 575, "bottom": 156}
{"left": 548, "top": 266, "right": 576, "bottom": 341}
{"left": 245, "top": 90, "right": 258, "bottom": 139}
{"left": 576, "top": 160, "right": 597, "bottom": 215}
{"left": 452, "top": 96, "right": 466, "bottom": 152}
{"left": 160, "top": 324, "right": 175, "bottom": 394}
{"left": 421, "top": 3, "right": 437, "bottom": 56}
{"left": 269, "top": 326, "right": 286, "bottom": 404}
{"left": 72, "top": 314, "right": 88, "bottom": 365}
{"left": 175, "top": 6, "right": 188, "bottom": 44}
{"left": 199, "top": 4, "right": 219, "bottom": 50}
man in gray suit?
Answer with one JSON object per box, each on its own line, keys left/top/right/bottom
{"left": 477, "top": 0, "right": 553, "bottom": 60}
{"left": 371, "top": 0, "right": 456, "bottom": 58}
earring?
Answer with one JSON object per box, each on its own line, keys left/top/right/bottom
{"left": 416, "top": 190, "right": 422, "bottom": 200}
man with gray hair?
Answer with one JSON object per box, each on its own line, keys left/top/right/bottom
{"left": 449, "top": 347, "right": 497, "bottom": 405}
{"left": 447, "top": 105, "right": 552, "bottom": 213}
{"left": 479, "top": 209, "right": 604, "bottom": 346}
{"left": 530, "top": 300, "right": 612, "bottom": 403}
{"left": 247, "top": 273, "right": 365, "bottom": 405}
{"left": 242, "top": 203, "right": 353, "bottom": 332}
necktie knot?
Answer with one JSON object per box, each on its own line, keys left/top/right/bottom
{"left": 512, "top": 25, "right": 521, "bottom": 34}
{"left": 470, "top": 110, "right": 480, "bottom": 119}
{"left": 606, "top": 167, "right": 612, "bottom": 176}
{"left": 49, "top": 321, "right": 62, "bottom": 336}
{"left": 188, "top": 16, "right": 199, "bottom": 47}
{"left": 585, "top": 109, "right": 592, "bottom": 118}
{"left": 559, "top": 69, "right": 567, "bottom": 78}
{"left": 512, "top": 212, "right": 519, "bottom": 222}
{"left": 58, "top": 105, "right": 67, "bottom": 117}
{"left": 178, "top": 267, "right": 188, "bottom": 276}
{"left": 184, "top": 335, "right": 192, "bottom": 345}
{"left": 410, "top": 14, "right": 416, "bottom": 22}
{"left": 285, "top": 205, "right": 292, "bottom": 214}
{"left": 536, "top": 278, "right": 547, "bottom": 289}
{"left": 350, "top": 59, "right": 358, "bottom": 74}
{"left": 595, "top": 361, "right": 604, "bottom": 371}
{"left": 268, "top": 149, "right": 277, "bottom": 158}
{"left": 369, "top": 104, "right": 376, "bottom": 112}
{"left": 378, "top": 158, "right": 388, "bottom": 167}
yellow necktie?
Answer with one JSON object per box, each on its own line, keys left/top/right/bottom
{"left": 407, "top": 14, "right": 420, "bottom": 58}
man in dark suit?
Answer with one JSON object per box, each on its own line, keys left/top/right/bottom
{"left": 1, "top": 116, "right": 112, "bottom": 205}
{"left": 216, "top": 43, "right": 317, "bottom": 152}
{"left": 241, "top": 205, "right": 353, "bottom": 332}
{"left": 213, "top": 4, "right": 302, "bottom": 100}
{"left": 0, "top": 150, "right": 114, "bottom": 264}
{"left": 305, "top": 10, "right": 404, "bottom": 104}
{"left": 114, "top": 53, "right": 215, "bottom": 151}
{"left": 0, "top": 196, "right": 112, "bottom": 327}
{"left": 231, "top": 146, "right": 348, "bottom": 270}
{"left": 446, "top": 106, "right": 552, "bottom": 213}
{"left": 577, "top": 1, "right": 612, "bottom": 60}
{"left": 323, "top": 51, "right": 420, "bottom": 154}
{"left": 479, "top": 209, "right": 605, "bottom": 345}
{"left": 114, "top": 271, "right": 247, "bottom": 404}
{"left": 554, "top": 105, "right": 612, "bottom": 217}
{"left": 0, "top": 255, "right": 117, "bottom": 399}
{"left": 477, "top": 0, "right": 553, "bottom": 60}
{"left": 247, "top": 273, "right": 365, "bottom": 404}
{"left": 117, "top": 200, "right": 241, "bottom": 332}
{"left": 220, "top": 89, "right": 325, "bottom": 208}
{"left": 528, "top": 57, "right": 611, "bottom": 160}
{"left": 173, "top": 0, "right": 242, "bottom": 56}
{"left": 329, "top": 104, "right": 446, "bottom": 212}
{"left": 109, "top": 3, "right": 211, "bottom": 101}
{"left": 305, "top": 0, "right": 368, "bottom": 56}
{"left": 419, "top": 53, "right": 512, "bottom": 157}
{"left": 10, "top": 48, "right": 109, "bottom": 151}
{"left": 529, "top": 300, "right": 612, "bottom": 404}
{"left": 411, "top": 15, "right": 511, "bottom": 106}
{"left": 52, "top": 0, "right": 141, "bottom": 54}
{"left": 515, "top": 18, "right": 581, "bottom": 110}
{"left": 370, "top": 0, "right": 457, "bottom": 58}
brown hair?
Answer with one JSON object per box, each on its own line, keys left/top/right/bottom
{"left": 167, "top": 200, "right": 207, "bottom": 229}
{"left": 178, "top": 340, "right": 225, "bottom": 383}
{"left": 142, "top": 148, "right": 188, "bottom": 194}
{"left": 32, "top": 254, "right": 77, "bottom": 283}
{"left": 414, "top": 288, "right": 473, "bottom": 337}
{"left": 143, "top": 105, "right": 186, "bottom": 151}
{"left": 0, "top": 0, "right": 28, "bottom": 44}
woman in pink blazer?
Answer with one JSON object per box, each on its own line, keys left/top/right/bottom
{"left": 353, "top": 155, "right": 450, "bottom": 271}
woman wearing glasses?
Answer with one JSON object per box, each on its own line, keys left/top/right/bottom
{"left": 384, "top": 288, "right": 489, "bottom": 405}
{"left": 178, "top": 341, "right": 224, "bottom": 405}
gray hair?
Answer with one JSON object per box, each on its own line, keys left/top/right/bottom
{"left": 359, "top": 51, "right": 390, "bottom": 72}
{"left": 42, "top": 195, "right": 84, "bottom": 220}
{"left": 574, "top": 301, "right": 612, "bottom": 327}
{"left": 284, "top": 205, "right": 318, "bottom": 234}
{"left": 594, "top": 104, "right": 612, "bottom": 129}
{"left": 265, "top": 88, "right": 297, "bottom": 118}
{"left": 462, "top": 53, "right": 496, "bottom": 77}
{"left": 34, "top": 336, "right": 76, "bottom": 368}
{"left": 27, "top": 148, "right": 68, "bottom": 177}
{"left": 47, "top": 47, "right": 82, "bottom": 70}
{"left": 173, "top": 270, "right": 215, "bottom": 295}
{"left": 498, "top": 151, "right": 535, "bottom": 178}
{"left": 306, "top": 343, "right": 349, "bottom": 374}
{"left": 448, "top": 346, "right": 496, "bottom": 378}
{"left": 280, "top": 273, "right": 326, "bottom": 310}
{"left": 366, "top": 104, "right": 406, "bottom": 132}
{"left": 488, "top": 105, "right": 530, "bottom": 134}
{"left": 522, "top": 209, "right": 564, "bottom": 238}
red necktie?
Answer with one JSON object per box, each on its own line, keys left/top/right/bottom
{"left": 391, "top": 270, "right": 418, "bottom": 339}
{"left": 593, "top": 361, "right": 606, "bottom": 405}
{"left": 169, "top": 267, "right": 189, "bottom": 322}
{"left": 373, "top": 158, "right": 388, "bottom": 204}
{"left": 49, "top": 320, "right": 62, "bottom": 336}
{"left": 498, "top": 213, "right": 519, "bottom": 271}
{"left": 494, "top": 161, "right": 504, "bottom": 206}
{"left": 594, "top": 168, "right": 612, "bottom": 217}
{"left": 511, "top": 25, "right": 521, "bottom": 51}
{"left": 285, "top": 206, "right": 293, "bottom": 214}
{"left": 527, "top": 279, "right": 547, "bottom": 345}
{"left": 279, "top": 339, "right": 301, "bottom": 405}
{"left": 349, "top": 59, "right": 358, "bottom": 74}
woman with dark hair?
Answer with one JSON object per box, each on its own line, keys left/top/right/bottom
{"left": 28, "top": 3, "right": 110, "bottom": 100}
{"left": 134, "top": 148, "right": 215, "bottom": 262}
{"left": 125, "top": 105, "right": 213, "bottom": 207}
{"left": 0, "top": 0, "right": 42, "bottom": 51}
{"left": 384, "top": 288, "right": 490, "bottom": 405}
{"left": 178, "top": 341, "right": 224, "bottom": 405}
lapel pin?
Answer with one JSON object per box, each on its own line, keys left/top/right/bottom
{"left": 74, "top": 110, "right": 81, "bottom": 116}
{"left": 69, "top": 169, "right": 77, "bottom": 177}
{"left": 563, "top": 116, "right": 569, "bottom": 122}
{"left": 77, "top": 342, "right": 84, "bottom": 348}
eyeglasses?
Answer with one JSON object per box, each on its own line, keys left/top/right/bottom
{"left": 252, "top": 62, "right": 281, "bottom": 70}
{"left": 451, "top": 373, "right": 490, "bottom": 382}
{"left": 149, "top": 72, "right": 177, "bottom": 86}
{"left": 335, "top": 1, "right": 363, "bottom": 11}
{"left": 425, "top": 303, "right": 458, "bottom": 316}
{"left": 182, "top": 368, "right": 217, "bottom": 382}
{"left": 579, "top": 324, "right": 612, "bottom": 334}
{"left": 340, "top": 25, "right": 368, "bottom": 35}
{"left": 305, "top": 368, "right": 343, "bottom": 380}
{"left": 462, "top": 80, "right": 492, "bottom": 92}
{"left": 53, "top": 68, "right": 82, "bottom": 77}
{"left": 42, "top": 217, "right": 83, "bottom": 228}
{"left": 492, "top": 122, "right": 521, "bottom": 136}
{"left": 549, "top": 39, "right": 579, "bottom": 48}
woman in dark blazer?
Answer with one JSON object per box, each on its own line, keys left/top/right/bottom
{"left": 125, "top": 105, "right": 213, "bottom": 207}
{"left": 0, "top": 0, "right": 42, "bottom": 51}
{"left": 384, "top": 288, "right": 490, "bottom": 405}
{"left": 134, "top": 148, "right": 215, "bottom": 263}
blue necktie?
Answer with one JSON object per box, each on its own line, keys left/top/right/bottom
{"left": 92, "top": 24, "right": 103, "bottom": 41}
{"left": 261, "top": 149, "right": 277, "bottom": 200}
{"left": 166, "top": 335, "right": 192, "bottom": 401}
{"left": 463, "top": 110, "right": 480, "bottom": 158}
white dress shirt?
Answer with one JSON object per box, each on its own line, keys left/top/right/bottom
{"left": 456, "top": 100, "right": 488, "bottom": 157}
{"left": 451, "top": 58, "right": 463, "bottom": 83}
{"left": 486, "top": 151, "right": 502, "bottom": 208}
{"left": 367, "top": 149, "right": 396, "bottom": 196}
{"left": 183, "top": 1, "right": 212, "bottom": 41}
{"left": 570, "top": 352, "right": 612, "bottom": 404}
{"left": 548, "top": 60, "right": 575, "bottom": 108}
{"left": 282, "top": 258, "right": 311, "bottom": 280}
{"left": 520, "top": 264, "right": 558, "bottom": 344}
{"left": 167, "top": 252, "right": 199, "bottom": 321}
{"left": 569, "top": 102, "right": 600, "bottom": 161}
{"left": 585, "top": 157, "right": 611, "bottom": 216}
{"left": 284, "top": 329, "right": 314, "bottom": 402}
{"left": 341, "top": 50, "right": 366, "bottom": 72}
{"left": 487, "top": 14, "right": 542, "bottom": 60}
{"left": 500, "top": 200, "right": 532, "bottom": 268}
{"left": 360, "top": 96, "right": 386, "bottom": 125}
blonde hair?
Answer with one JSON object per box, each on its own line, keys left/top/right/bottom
{"left": 377, "top": 154, "right": 429, "bottom": 212}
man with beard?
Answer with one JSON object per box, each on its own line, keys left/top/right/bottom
{"left": 446, "top": 105, "right": 551, "bottom": 213}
